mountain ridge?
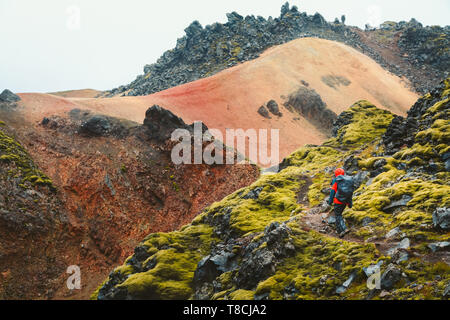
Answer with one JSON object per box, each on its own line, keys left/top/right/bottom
{"left": 103, "top": 2, "right": 448, "bottom": 97}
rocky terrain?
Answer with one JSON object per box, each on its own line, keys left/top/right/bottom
{"left": 104, "top": 2, "right": 448, "bottom": 97}
{"left": 0, "top": 91, "right": 259, "bottom": 299}
{"left": 1, "top": 3, "right": 448, "bottom": 302}
{"left": 94, "top": 79, "right": 449, "bottom": 300}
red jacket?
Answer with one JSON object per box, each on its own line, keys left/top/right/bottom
{"left": 329, "top": 172, "right": 352, "bottom": 206}
{"left": 331, "top": 179, "right": 345, "bottom": 205}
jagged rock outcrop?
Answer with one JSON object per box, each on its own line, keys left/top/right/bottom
{"left": 104, "top": 3, "right": 448, "bottom": 97}
{"left": 257, "top": 106, "right": 271, "bottom": 119}
{"left": 143, "top": 105, "right": 192, "bottom": 142}
{"left": 383, "top": 78, "right": 449, "bottom": 155}
{"left": 433, "top": 207, "right": 450, "bottom": 230}
{"left": 0, "top": 89, "right": 20, "bottom": 103}
{"left": 284, "top": 86, "right": 337, "bottom": 132}
{"left": 266, "top": 100, "right": 282, "bottom": 117}
{"left": 0, "top": 89, "right": 20, "bottom": 111}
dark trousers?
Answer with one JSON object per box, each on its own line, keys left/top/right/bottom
{"left": 334, "top": 203, "right": 347, "bottom": 233}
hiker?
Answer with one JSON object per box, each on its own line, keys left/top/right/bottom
{"left": 328, "top": 168, "right": 354, "bottom": 238}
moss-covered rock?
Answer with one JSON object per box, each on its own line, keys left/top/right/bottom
{"left": 0, "top": 123, "right": 54, "bottom": 190}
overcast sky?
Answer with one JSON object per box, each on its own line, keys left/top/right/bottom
{"left": 1, "top": 0, "right": 449, "bottom": 93}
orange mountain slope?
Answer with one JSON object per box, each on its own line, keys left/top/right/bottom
{"left": 17, "top": 38, "right": 418, "bottom": 165}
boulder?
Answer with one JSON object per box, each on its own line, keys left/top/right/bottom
{"left": 361, "top": 217, "right": 373, "bottom": 227}
{"left": 80, "top": 115, "right": 112, "bottom": 136}
{"left": 143, "top": 105, "right": 192, "bottom": 141}
{"left": 257, "top": 106, "right": 271, "bottom": 119}
{"left": 184, "top": 20, "right": 203, "bottom": 38}
{"left": 266, "top": 100, "right": 282, "bottom": 116}
{"left": 382, "top": 195, "right": 412, "bottom": 212}
{"left": 432, "top": 207, "right": 450, "bottom": 230}
{"left": 336, "top": 271, "right": 357, "bottom": 294}
{"left": 380, "top": 264, "right": 402, "bottom": 290}
{"left": 194, "top": 251, "right": 237, "bottom": 284}
{"left": 387, "top": 238, "right": 410, "bottom": 256}
{"left": 236, "top": 222, "right": 293, "bottom": 289}
{"left": 0, "top": 89, "right": 20, "bottom": 103}
{"left": 385, "top": 227, "right": 401, "bottom": 240}
{"left": 363, "top": 261, "right": 383, "bottom": 277}
{"left": 427, "top": 241, "right": 450, "bottom": 253}
{"left": 353, "top": 171, "right": 369, "bottom": 189}
{"left": 343, "top": 155, "right": 360, "bottom": 174}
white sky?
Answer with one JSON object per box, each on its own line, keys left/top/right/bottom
{"left": 1, "top": 0, "right": 449, "bottom": 93}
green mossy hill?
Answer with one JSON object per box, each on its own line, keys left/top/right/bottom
{"left": 94, "top": 84, "right": 449, "bottom": 300}
{"left": 324, "top": 101, "right": 395, "bottom": 149}
{"left": 0, "top": 123, "right": 54, "bottom": 190}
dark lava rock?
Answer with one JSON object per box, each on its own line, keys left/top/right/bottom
{"left": 343, "top": 155, "right": 360, "bottom": 174}
{"left": 443, "top": 152, "right": 450, "bottom": 171}
{"left": 242, "top": 187, "right": 263, "bottom": 200}
{"left": 236, "top": 222, "right": 294, "bottom": 289}
{"left": 143, "top": 105, "right": 193, "bottom": 142}
{"left": 432, "top": 207, "right": 450, "bottom": 230}
{"left": 65, "top": 109, "right": 138, "bottom": 138}
{"left": 382, "top": 195, "right": 412, "bottom": 213}
{"left": 80, "top": 115, "right": 112, "bottom": 136}
{"left": 380, "top": 264, "right": 402, "bottom": 290}
{"left": 257, "top": 106, "right": 271, "bottom": 119}
{"left": 266, "top": 100, "right": 282, "bottom": 116}
{"left": 284, "top": 86, "right": 337, "bottom": 131}
{"left": 332, "top": 109, "right": 353, "bottom": 137}
{"left": 353, "top": 171, "right": 369, "bottom": 190}
{"left": 361, "top": 217, "right": 373, "bottom": 227}
{"left": 0, "top": 89, "right": 21, "bottom": 103}
{"left": 194, "top": 251, "right": 237, "bottom": 285}
{"left": 444, "top": 282, "right": 450, "bottom": 298}
{"left": 383, "top": 78, "right": 449, "bottom": 155}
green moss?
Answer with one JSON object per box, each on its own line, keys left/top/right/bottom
{"left": 206, "top": 167, "right": 303, "bottom": 236}
{"left": 346, "top": 163, "right": 450, "bottom": 240}
{"left": 427, "top": 97, "right": 449, "bottom": 114}
{"left": 307, "top": 172, "right": 330, "bottom": 207}
{"left": 326, "top": 101, "right": 394, "bottom": 148}
{"left": 96, "top": 222, "right": 217, "bottom": 299}
{"left": 394, "top": 144, "right": 436, "bottom": 161}
{"left": 358, "top": 157, "right": 383, "bottom": 170}
{"left": 415, "top": 119, "right": 450, "bottom": 144}
{"left": 118, "top": 249, "right": 197, "bottom": 299}
{"left": 0, "top": 128, "right": 55, "bottom": 190}
{"left": 282, "top": 146, "right": 343, "bottom": 172}
{"left": 228, "top": 289, "right": 255, "bottom": 300}
{"left": 253, "top": 223, "right": 383, "bottom": 300}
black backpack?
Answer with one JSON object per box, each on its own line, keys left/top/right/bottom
{"left": 335, "top": 175, "right": 354, "bottom": 203}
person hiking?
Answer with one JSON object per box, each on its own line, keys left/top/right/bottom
{"left": 328, "top": 168, "right": 354, "bottom": 238}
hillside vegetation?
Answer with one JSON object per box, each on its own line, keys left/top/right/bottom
{"left": 94, "top": 79, "right": 449, "bottom": 300}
